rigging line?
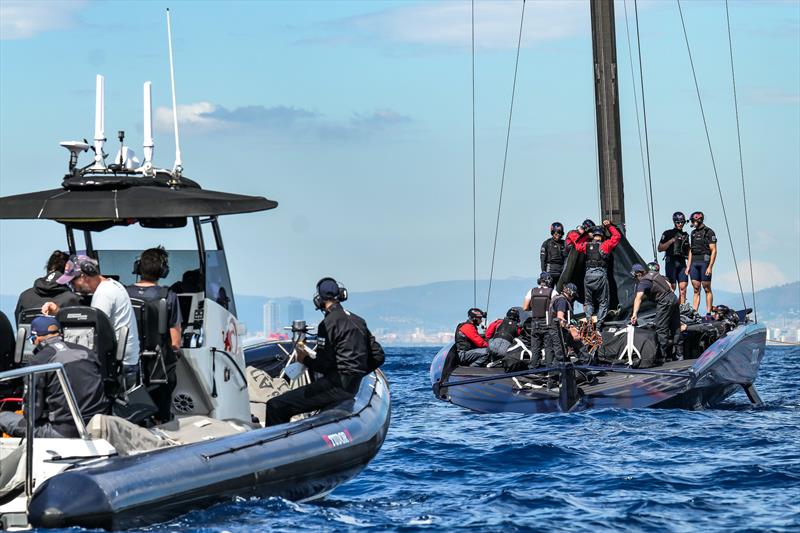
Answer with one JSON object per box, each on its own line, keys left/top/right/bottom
{"left": 633, "top": 0, "right": 658, "bottom": 260}
{"left": 472, "top": 0, "right": 477, "bottom": 308}
{"left": 624, "top": 0, "right": 656, "bottom": 259}
{"left": 725, "top": 0, "right": 757, "bottom": 322}
{"left": 486, "top": 0, "right": 526, "bottom": 317}
{"left": 676, "top": 0, "right": 747, "bottom": 312}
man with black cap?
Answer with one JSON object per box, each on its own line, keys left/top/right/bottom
{"left": 265, "top": 277, "right": 381, "bottom": 426}
{"left": 41, "top": 255, "right": 140, "bottom": 389}
{"left": 570, "top": 220, "right": 621, "bottom": 329}
{"left": 658, "top": 212, "right": 690, "bottom": 304}
{"left": 14, "top": 251, "right": 81, "bottom": 325}
{"left": 630, "top": 264, "right": 683, "bottom": 363}
{"left": 0, "top": 316, "right": 108, "bottom": 438}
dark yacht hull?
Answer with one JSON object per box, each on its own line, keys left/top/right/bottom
{"left": 431, "top": 323, "right": 765, "bottom": 414}
{"left": 28, "top": 370, "right": 390, "bottom": 530}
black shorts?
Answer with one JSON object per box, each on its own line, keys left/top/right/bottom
{"left": 664, "top": 257, "right": 688, "bottom": 283}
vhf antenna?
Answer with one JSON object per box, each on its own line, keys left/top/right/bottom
{"left": 142, "top": 81, "right": 155, "bottom": 175}
{"left": 166, "top": 8, "right": 183, "bottom": 177}
{"left": 91, "top": 74, "right": 107, "bottom": 169}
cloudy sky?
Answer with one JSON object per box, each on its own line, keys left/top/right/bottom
{"left": 1, "top": 0, "right": 798, "bottom": 301}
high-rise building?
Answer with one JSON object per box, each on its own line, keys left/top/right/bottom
{"left": 263, "top": 301, "right": 280, "bottom": 337}
{"left": 288, "top": 300, "right": 304, "bottom": 323}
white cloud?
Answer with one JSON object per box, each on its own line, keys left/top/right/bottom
{"left": 716, "top": 260, "right": 790, "bottom": 292}
{"left": 0, "top": 0, "right": 87, "bottom": 40}
{"left": 155, "top": 102, "right": 233, "bottom": 134}
{"left": 305, "top": 0, "right": 590, "bottom": 50}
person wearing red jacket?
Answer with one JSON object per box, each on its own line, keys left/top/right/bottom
{"left": 565, "top": 219, "right": 595, "bottom": 251}
{"left": 454, "top": 308, "right": 489, "bottom": 366}
{"left": 572, "top": 220, "right": 621, "bottom": 329}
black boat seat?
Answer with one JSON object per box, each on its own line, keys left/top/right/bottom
{"left": 55, "top": 306, "right": 126, "bottom": 400}
{"left": 13, "top": 308, "right": 42, "bottom": 365}
{"left": 129, "top": 297, "right": 170, "bottom": 385}
{"left": 0, "top": 311, "right": 15, "bottom": 372}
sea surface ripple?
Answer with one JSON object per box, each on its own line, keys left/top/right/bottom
{"left": 64, "top": 346, "right": 800, "bottom": 532}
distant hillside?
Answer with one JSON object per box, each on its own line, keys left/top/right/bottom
{"left": 2, "top": 280, "right": 797, "bottom": 334}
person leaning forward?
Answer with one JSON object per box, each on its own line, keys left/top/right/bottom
{"left": 0, "top": 316, "right": 108, "bottom": 438}
{"left": 630, "top": 264, "right": 683, "bottom": 364}
{"left": 265, "top": 277, "right": 379, "bottom": 426}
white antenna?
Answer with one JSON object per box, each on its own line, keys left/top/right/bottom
{"left": 166, "top": 8, "right": 183, "bottom": 175}
{"left": 142, "top": 81, "right": 154, "bottom": 174}
{"left": 92, "top": 74, "right": 106, "bottom": 169}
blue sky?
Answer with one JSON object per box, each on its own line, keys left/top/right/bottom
{"left": 1, "top": 0, "right": 798, "bottom": 302}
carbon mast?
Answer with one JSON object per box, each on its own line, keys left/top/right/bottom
{"left": 590, "top": 0, "right": 625, "bottom": 227}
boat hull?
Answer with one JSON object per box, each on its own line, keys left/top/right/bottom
{"left": 28, "top": 370, "right": 390, "bottom": 530}
{"left": 431, "top": 323, "right": 766, "bottom": 414}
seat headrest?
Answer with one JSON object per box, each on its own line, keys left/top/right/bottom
{"left": 56, "top": 306, "right": 116, "bottom": 359}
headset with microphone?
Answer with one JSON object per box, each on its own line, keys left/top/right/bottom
{"left": 313, "top": 277, "right": 348, "bottom": 310}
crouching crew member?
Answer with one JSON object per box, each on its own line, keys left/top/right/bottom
{"left": 266, "top": 278, "right": 377, "bottom": 426}
{"left": 540, "top": 222, "right": 568, "bottom": 287}
{"left": 0, "top": 316, "right": 108, "bottom": 438}
{"left": 630, "top": 264, "right": 683, "bottom": 363}
{"left": 486, "top": 308, "right": 520, "bottom": 361}
{"left": 523, "top": 272, "right": 556, "bottom": 367}
{"left": 455, "top": 308, "right": 489, "bottom": 367}
{"left": 569, "top": 220, "right": 621, "bottom": 329}
{"left": 658, "top": 211, "right": 689, "bottom": 304}
{"left": 686, "top": 211, "right": 717, "bottom": 313}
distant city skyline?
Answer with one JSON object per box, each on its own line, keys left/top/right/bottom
{"left": 1, "top": 1, "right": 798, "bottom": 300}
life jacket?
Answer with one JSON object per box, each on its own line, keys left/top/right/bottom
{"left": 641, "top": 271, "right": 673, "bottom": 301}
{"left": 454, "top": 322, "right": 477, "bottom": 353}
{"left": 543, "top": 239, "right": 566, "bottom": 273}
{"left": 690, "top": 226, "right": 715, "bottom": 260}
{"left": 529, "top": 287, "right": 552, "bottom": 321}
{"left": 549, "top": 294, "right": 572, "bottom": 326}
{"left": 585, "top": 241, "right": 607, "bottom": 269}
{"left": 493, "top": 317, "right": 519, "bottom": 342}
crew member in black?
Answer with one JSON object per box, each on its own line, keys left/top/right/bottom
{"left": 454, "top": 308, "right": 490, "bottom": 366}
{"left": 15, "top": 250, "right": 80, "bottom": 325}
{"left": 523, "top": 272, "right": 556, "bottom": 367}
{"left": 540, "top": 222, "right": 568, "bottom": 287}
{"left": 685, "top": 211, "right": 717, "bottom": 313}
{"left": 658, "top": 211, "right": 689, "bottom": 304}
{"left": 265, "top": 278, "right": 378, "bottom": 426}
{"left": 549, "top": 283, "right": 585, "bottom": 364}
{"left": 126, "top": 247, "right": 182, "bottom": 422}
{"left": 485, "top": 308, "right": 520, "bottom": 361}
{"left": 0, "top": 316, "right": 108, "bottom": 438}
{"left": 630, "top": 264, "right": 683, "bottom": 363}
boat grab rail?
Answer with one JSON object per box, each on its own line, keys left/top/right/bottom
{"left": 0, "top": 362, "right": 90, "bottom": 501}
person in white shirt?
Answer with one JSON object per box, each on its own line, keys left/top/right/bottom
{"left": 42, "top": 255, "right": 140, "bottom": 389}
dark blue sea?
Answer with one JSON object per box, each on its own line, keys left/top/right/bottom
{"left": 64, "top": 346, "right": 800, "bottom": 532}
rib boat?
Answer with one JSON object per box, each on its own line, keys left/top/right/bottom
{"left": 0, "top": 17, "right": 390, "bottom": 528}
{"left": 430, "top": 0, "right": 766, "bottom": 414}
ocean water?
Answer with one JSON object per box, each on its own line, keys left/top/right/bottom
{"left": 73, "top": 346, "right": 800, "bottom": 532}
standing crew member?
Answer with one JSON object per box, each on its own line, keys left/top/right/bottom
{"left": 454, "top": 308, "right": 489, "bottom": 367}
{"left": 523, "top": 272, "right": 556, "bottom": 367}
{"left": 658, "top": 211, "right": 689, "bottom": 304}
{"left": 630, "top": 264, "right": 683, "bottom": 364}
{"left": 685, "top": 211, "right": 717, "bottom": 313}
{"left": 266, "top": 278, "right": 380, "bottom": 426}
{"left": 15, "top": 251, "right": 80, "bottom": 325}
{"left": 0, "top": 316, "right": 107, "bottom": 438}
{"left": 41, "top": 255, "right": 140, "bottom": 389}
{"left": 565, "top": 219, "right": 595, "bottom": 252}
{"left": 569, "top": 220, "right": 622, "bottom": 329}
{"left": 126, "top": 247, "right": 182, "bottom": 422}
{"left": 549, "top": 283, "right": 585, "bottom": 365}
{"left": 485, "top": 308, "right": 520, "bottom": 361}
{"left": 540, "top": 222, "right": 568, "bottom": 287}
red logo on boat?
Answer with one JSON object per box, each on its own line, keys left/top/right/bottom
{"left": 322, "top": 429, "right": 352, "bottom": 448}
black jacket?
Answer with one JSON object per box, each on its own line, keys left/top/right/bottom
{"left": 15, "top": 272, "right": 81, "bottom": 325}
{"left": 307, "top": 303, "right": 371, "bottom": 381}
{"left": 30, "top": 336, "right": 108, "bottom": 437}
